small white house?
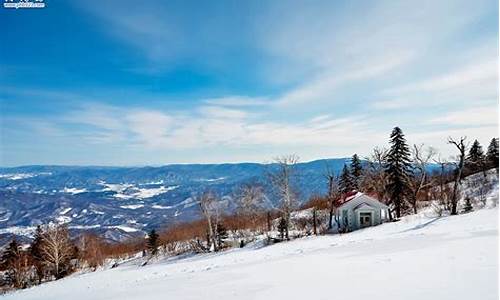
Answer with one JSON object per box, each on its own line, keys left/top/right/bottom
{"left": 336, "top": 192, "right": 389, "bottom": 232}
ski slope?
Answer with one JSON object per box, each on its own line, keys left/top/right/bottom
{"left": 4, "top": 208, "right": 498, "bottom": 300}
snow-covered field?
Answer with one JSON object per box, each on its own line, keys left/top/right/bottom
{"left": 4, "top": 207, "right": 498, "bottom": 300}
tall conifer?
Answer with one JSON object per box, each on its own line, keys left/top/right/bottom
{"left": 147, "top": 229, "right": 159, "bottom": 256}
{"left": 486, "top": 138, "right": 499, "bottom": 169}
{"left": 350, "top": 154, "right": 363, "bottom": 190}
{"left": 339, "top": 164, "right": 354, "bottom": 194}
{"left": 385, "top": 127, "right": 412, "bottom": 218}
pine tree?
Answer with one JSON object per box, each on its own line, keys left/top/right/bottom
{"left": 350, "top": 154, "right": 363, "bottom": 190}
{"left": 385, "top": 127, "right": 412, "bottom": 218}
{"left": 147, "top": 229, "right": 159, "bottom": 256}
{"left": 466, "top": 139, "right": 485, "bottom": 173}
{"left": 216, "top": 223, "right": 228, "bottom": 249}
{"left": 29, "top": 226, "right": 45, "bottom": 284}
{"left": 277, "top": 217, "right": 287, "bottom": 240}
{"left": 1, "top": 239, "right": 20, "bottom": 269}
{"left": 0, "top": 239, "right": 21, "bottom": 287}
{"left": 486, "top": 138, "right": 499, "bottom": 169}
{"left": 339, "top": 164, "right": 354, "bottom": 194}
{"left": 463, "top": 197, "right": 473, "bottom": 213}
{"left": 29, "top": 226, "right": 43, "bottom": 260}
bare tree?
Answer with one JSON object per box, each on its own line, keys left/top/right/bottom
{"left": 448, "top": 136, "right": 468, "bottom": 215}
{"left": 199, "top": 191, "right": 225, "bottom": 251}
{"left": 40, "top": 225, "right": 74, "bottom": 279}
{"left": 362, "top": 147, "right": 389, "bottom": 200}
{"left": 433, "top": 155, "right": 453, "bottom": 210}
{"left": 12, "top": 251, "right": 33, "bottom": 289}
{"left": 235, "top": 182, "right": 266, "bottom": 231}
{"left": 78, "top": 233, "right": 105, "bottom": 270}
{"left": 324, "top": 163, "right": 341, "bottom": 230}
{"left": 408, "top": 144, "right": 436, "bottom": 214}
{"left": 268, "top": 155, "right": 299, "bottom": 240}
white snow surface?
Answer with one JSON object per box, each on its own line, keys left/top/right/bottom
{"left": 119, "top": 204, "right": 144, "bottom": 210}
{"left": 152, "top": 204, "right": 173, "bottom": 209}
{"left": 61, "top": 187, "right": 87, "bottom": 194}
{"left": 100, "top": 182, "right": 178, "bottom": 200}
{"left": 0, "top": 172, "right": 51, "bottom": 180}
{"left": 107, "top": 225, "right": 140, "bottom": 233}
{"left": 4, "top": 206, "right": 498, "bottom": 300}
{"left": 59, "top": 207, "right": 72, "bottom": 215}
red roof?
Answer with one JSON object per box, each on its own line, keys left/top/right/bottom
{"left": 340, "top": 190, "right": 359, "bottom": 205}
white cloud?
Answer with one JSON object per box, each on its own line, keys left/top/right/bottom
{"left": 197, "top": 106, "right": 250, "bottom": 120}
{"left": 203, "top": 96, "right": 269, "bottom": 107}
{"left": 371, "top": 99, "right": 415, "bottom": 110}
{"left": 426, "top": 106, "right": 498, "bottom": 127}
{"left": 274, "top": 51, "right": 414, "bottom": 107}
{"left": 385, "top": 58, "right": 498, "bottom": 97}
{"left": 50, "top": 102, "right": 378, "bottom": 152}
{"left": 126, "top": 110, "right": 172, "bottom": 147}
{"left": 64, "top": 104, "right": 124, "bottom": 131}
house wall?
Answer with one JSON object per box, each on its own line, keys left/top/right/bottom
{"left": 337, "top": 194, "right": 388, "bottom": 231}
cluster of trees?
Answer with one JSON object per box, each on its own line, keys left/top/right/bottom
{"left": 0, "top": 224, "right": 146, "bottom": 291}
{"left": 0, "top": 225, "right": 76, "bottom": 290}
{"left": 146, "top": 129, "right": 499, "bottom": 255}
{"left": 317, "top": 128, "right": 499, "bottom": 220}
{"left": 464, "top": 138, "right": 499, "bottom": 175}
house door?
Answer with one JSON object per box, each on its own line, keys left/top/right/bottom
{"left": 359, "top": 212, "right": 372, "bottom": 228}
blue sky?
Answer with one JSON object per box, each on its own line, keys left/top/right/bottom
{"left": 0, "top": 0, "right": 498, "bottom": 166}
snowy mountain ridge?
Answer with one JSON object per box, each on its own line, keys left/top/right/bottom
{"left": 0, "top": 159, "right": 353, "bottom": 244}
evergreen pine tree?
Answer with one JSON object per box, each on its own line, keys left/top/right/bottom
{"left": 277, "top": 217, "right": 287, "bottom": 240}
{"left": 463, "top": 197, "right": 473, "bottom": 213}
{"left": 1, "top": 239, "right": 20, "bottom": 269}
{"left": 29, "top": 226, "right": 45, "bottom": 284}
{"left": 216, "top": 223, "right": 228, "bottom": 249}
{"left": 385, "top": 127, "right": 412, "bottom": 218}
{"left": 29, "top": 226, "right": 43, "bottom": 260}
{"left": 0, "top": 239, "right": 21, "bottom": 287}
{"left": 147, "top": 229, "right": 159, "bottom": 256}
{"left": 466, "top": 139, "right": 485, "bottom": 173}
{"left": 350, "top": 154, "right": 363, "bottom": 190}
{"left": 339, "top": 164, "right": 354, "bottom": 194}
{"left": 486, "top": 138, "right": 499, "bottom": 169}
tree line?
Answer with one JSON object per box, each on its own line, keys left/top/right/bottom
{"left": 1, "top": 127, "right": 498, "bottom": 292}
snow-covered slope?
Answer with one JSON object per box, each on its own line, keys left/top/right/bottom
{"left": 4, "top": 206, "right": 498, "bottom": 300}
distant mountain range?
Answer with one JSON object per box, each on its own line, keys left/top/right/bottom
{"left": 0, "top": 159, "right": 351, "bottom": 244}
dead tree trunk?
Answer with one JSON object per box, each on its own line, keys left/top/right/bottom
{"left": 448, "top": 137, "right": 467, "bottom": 215}
{"left": 312, "top": 209, "right": 317, "bottom": 235}
{"left": 266, "top": 211, "right": 272, "bottom": 232}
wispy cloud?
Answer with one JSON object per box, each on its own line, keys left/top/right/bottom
{"left": 274, "top": 51, "right": 414, "bottom": 107}
{"left": 30, "top": 101, "right": 375, "bottom": 153}
{"left": 197, "top": 106, "right": 251, "bottom": 120}
{"left": 370, "top": 99, "right": 415, "bottom": 110}
{"left": 384, "top": 58, "right": 498, "bottom": 98}
{"left": 203, "top": 96, "right": 269, "bottom": 107}
{"left": 426, "top": 106, "right": 498, "bottom": 127}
